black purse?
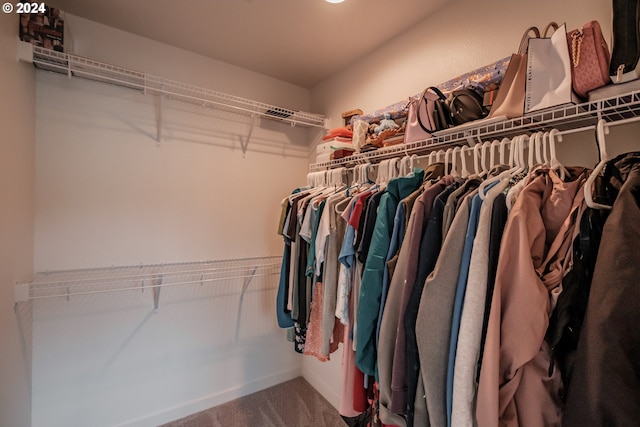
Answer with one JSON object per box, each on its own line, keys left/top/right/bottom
{"left": 447, "top": 88, "right": 488, "bottom": 126}
{"left": 610, "top": 0, "right": 640, "bottom": 82}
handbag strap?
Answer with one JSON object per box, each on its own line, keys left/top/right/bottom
{"left": 518, "top": 26, "right": 541, "bottom": 54}
{"left": 427, "top": 86, "right": 448, "bottom": 101}
{"left": 415, "top": 88, "right": 434, "bottom": 134}
{"left": 542, "top": 22, "right": 560, "bottom": 37}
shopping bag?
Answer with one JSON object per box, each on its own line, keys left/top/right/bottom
{"left": 488, "top": 26, "right": 540, "bottom": 119}
{"left": 525, "top": 23, "right": 576, "bottom": 113}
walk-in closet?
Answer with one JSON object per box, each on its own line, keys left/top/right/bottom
{"left": 2, "top": 0, "right": 639, "bottom": 426}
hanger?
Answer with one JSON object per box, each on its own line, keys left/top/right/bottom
{"left": 399, "top": 155, "right": 410, "bottom": 176}
{"left": 584, "top": 119, "right": 613, "bottom": 210}
{"left": 507, "top": 134, "right": 526, "bottom": 176}
{"left": 451, "top": 146, "right": 462, "bottom": 178}
{"left": 499, "top": 137, "right": 510, "bottom": 165}
{"left": 376, "top": 160, "right": 386, "bottom": 185}
{"left": 518, "top": 134, "right": 527, "bottom": 173}
{"left": 473, "top": 143, "right": 481, "bottom": 176}
{"left": 548, "top": 129, "right": 568, "bottom": 180}
{"left": 478, "top": 138, "right": 516, "bottom": 200}
{"left": 366, "top": 163, "right": 375, "bottom": 184}
{"left": 540, "top": 131, "right": 549, "bottom": 166}
{"left": 428, "top": 150, "right": 437, "bottom": 166}
{"left": 401, "top": 154, "right": 417, "bottom": 177}
{"left": 533, "top": 132, "right": 546, "bottom": 165}
{"left": 481, "top": 141, "right": 491, "bottom": 175}
{"left": 444, "top": 147, "right": 460, "bottom": 177}
{"left": 389, "top": 158, "right": 399, "bottom": 179}
{"left": 508, "top": 136, "right": 517, "bottom": 169}
{"left": 489, "top": 139, "right": 500, "bottom": 169}
{"left": 459, "top": 146, "right": 472, "bottom": 178}
{"left": 527, "top": 133, "right": 537, "bottom": 170}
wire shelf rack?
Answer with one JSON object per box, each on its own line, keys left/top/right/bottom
{"left": 309, "top": 91, "right": 640, "bottom": 171}
{"left": 24, "top": 44, "right": 328, "bottom": 129}
{"left": 14, "top": 256, "right": 282, "bottom": 310}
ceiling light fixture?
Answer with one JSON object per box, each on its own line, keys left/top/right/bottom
{"left": 326, "top": 0, "right": 345, "bottom": 3}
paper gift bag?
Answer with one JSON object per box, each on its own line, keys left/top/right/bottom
{"left": 525, "top": 23, "right": 577, "bottom": 113}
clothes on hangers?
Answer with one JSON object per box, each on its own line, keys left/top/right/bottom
{"left": 277, "top": 148, "right": 640, "bottom": 427}
{"left": 356, "top": 168, "right": 425, "bottom": 377}
{"left": 564, "top": 152, "right": 640, "bottom": 427}
{"left": 477, "top": 166, "right": 588, "bottom": 427}
{"left": 374, "top": 174, "right": 457, "bottom": 426}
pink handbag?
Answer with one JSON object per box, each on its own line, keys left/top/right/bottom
{"left": 403, "top": 87, "right": 448, "bottom": 144}
{"left": 567, "top": 21, "right": 611, "bottom": 98}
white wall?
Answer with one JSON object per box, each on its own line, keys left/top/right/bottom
{"left": 31, "top": 15, "right": 313, "bottom": 427}
{"left": 312, "top": 0, "right": 612, "bottom": 127}
{"left": 304, "top": 0, "right": 616, "bottom": 411}
{"left": 0, "top": 13, "right": 35, "bottom": 427}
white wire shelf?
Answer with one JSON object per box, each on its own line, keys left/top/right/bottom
{"left": 19, "top": 42, "right": 328, "bottom": 129}
{"left": 309, "top": 91, "right": 640, "bottom": 171}
{"left": 14, "top": 255, "right": 282, "bottom": 310}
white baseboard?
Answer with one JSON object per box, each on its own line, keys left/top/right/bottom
{"left": 115, "top": 367, "right": 302, "bottom": 427}
{"left": 302, "top": 361, "right": 342, "bottom": 411}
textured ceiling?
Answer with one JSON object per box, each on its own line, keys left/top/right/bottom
{"left": 48, "top": 0, "right": 447, "bottom": 88}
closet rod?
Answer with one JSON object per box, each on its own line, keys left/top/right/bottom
{"left": 18, "top": 42, "right": 328, "bottom": 129}
{"left": 555, "top": 113, "right": 640, "bottom": 135}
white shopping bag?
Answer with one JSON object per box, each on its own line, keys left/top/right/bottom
{"left": 525, "top": 23, "right": 577, "bottom": 113}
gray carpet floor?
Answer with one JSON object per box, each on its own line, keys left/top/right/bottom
{"left": 160, "top": 377, "right": 345, "bottom": 427}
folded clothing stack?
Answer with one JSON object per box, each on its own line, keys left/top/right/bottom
{"left": 316, "top": 137, "right": 354, "bottom": 163}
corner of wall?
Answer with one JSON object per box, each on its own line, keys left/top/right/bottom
{"left": 0, "top": 12, "right": 36, "bottom": 427}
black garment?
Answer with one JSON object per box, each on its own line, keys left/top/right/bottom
{"left": 295, "top": 235, "right": 309, "bottom": 323}
{"left": 404, "top": 180, "right": 460, "bottom": 426}
{"left": 294, "top": 321, "right": 306, "bottom": 354}
{"left": 354, "top": 194, "right": 371, "bottom": 251}
{"left": 357, "top": 191, "right": 384, "bottom": 264}
{"left": 546, "top": 207, "right": 605, "bottom": 400}
{"left": 341, "top": 407, "right": 372, "bottom": 427}
{"left": 476, "top": 192, "right": 508, "bottom": 382}
{"left": 284, "top": 193, "right": 308, "bottom": 240}
{"left": 564, "top": 152, "right": 640, "bottom": 427}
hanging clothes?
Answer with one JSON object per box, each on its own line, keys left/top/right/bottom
{"left": 356, "top": 169, "right": 425, "bottom": 377}
{"left": 476, "top": 166, "right": 588, "bottom": 427}
{"left": 276, "top": 189, "right": 306, "bottom": 329}
{"left": 305, "top": 191, "right": 345, "bottom": 361}
{"left": 564, "top": 152, "right": 640, "bottom": 427}
{"left": 278, "top": 144, "right": 640, "bottom": 427}
{"left": 416, "top": 182, "right": 479, "bottom": 427}
{"left": 451, "top": 175, "right": 511, "bottom": 427}
{"left": 384, "top": 175, "right": 455, "bottom": 426}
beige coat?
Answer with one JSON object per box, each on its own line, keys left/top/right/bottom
{"left": 476, "top": 167, "right": 587, "bottom": 427}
